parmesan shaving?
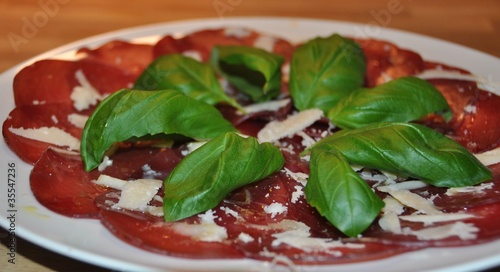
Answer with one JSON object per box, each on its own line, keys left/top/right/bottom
{"left": 474, "top": 147, "right": 500, "bottom": 166}
{"left": 416, "top": 69, "right": 500, "bottom": 96}
{"left": 403, "top": 222, "right": 479, "bottom": 240}
{"left": 257, "top": 109, "right": 323, "bottom": 143}
{"left": 71, "top": 69, "right": 104, "bottom": 111}
{"left": 9, "top": 126, "right": 80, "bottom": 151}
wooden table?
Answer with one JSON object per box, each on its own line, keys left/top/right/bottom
{"left": 1, "top": 0, "right": 499, "bottom": 271}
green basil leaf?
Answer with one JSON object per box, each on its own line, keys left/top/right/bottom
{"left": 305, "top": 147, "right": 384, "bottom": 237}
{"left": 133, "top": 54, "right": 243, "bottom": 110}
{"left": 328, "top": 77, "right": 453, "bottom": 129}
{"left": 163, "top": 132, "right": 285, "bottom": 221}
{"left": 310, "top": 122, "right": 491, "bottom": 188}
{"left": 289, "top": 34, "right": 365, "bottom": 112}
{"left": 211, "top": 45, "right": 284, "bottom": 102}
{"left": 81, "top": 89, "right": 237, "bottom": 171}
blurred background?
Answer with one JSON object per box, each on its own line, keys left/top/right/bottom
{"left": 1, "top": 0, "right": 499, "bottom": 271}
{"left": 1, "top": 0, "right": 499, "bottom": 72}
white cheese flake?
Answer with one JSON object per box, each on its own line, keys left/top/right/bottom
{"left": 238, "top": 232, "right": 255, "bottom": 243}
{"left": 51, "top": 115, "right": 58, "bottom": 124}
{"left": 399, "top": 213, "right": 475, "bottom": 225}
{"left": 379, "top": 189, "right": 442, "bottom": 215}
{"left": 240, "top": 98, "right": 290, "bottom": 115}
{"left": 269, "top": 220, "right": 365, "bottom": 251}
{"left": 403, "top": 222, "right": 479, "bottom": 240}
{"left": 290, "top": 185, "right": 304, "bottom": 204}
{"left": 67, "top": 113, "right": 89, "bottom": 128}
{"left": 115, "top": 179, "right": 163, "bottom": 212}
{"left": 416, "top": 69, "right": 500, "bottom": 96}
{"left": 474, "top": 147, "right": 500, "bottom": 166}
{"left": 282, "top": 167, "right": 309, "bottom": 186}
{"left": 9, "top": 126, "right": 80, "bottom": 151}
{"left": 445, "top": 182, "right": 494, "bottom": 196}
{"left": 198, "top": 209, "right": 218, "bottom": 224}
{"left": 141, "top": 164, "right": 161, "bottom": 179}
{"left": 378, "top": 212, "right": 402, "bottom": 234}
{"left": 377, "top": 180, "right": 428, "bottom": 192}
{"left": 257, "top": 109, "right": 323, "bottom": 143}
{"left": 93, "top": 174, "right": 128, "bottom": 190}
{"left": 253, "top": 35, "right": 277, "bottom": 52}
{"left": 464, "top": 104, "right": 477, "bottom": 114}
{"left": 186, "top": 141, "right": 207, "bottom": 154}
{"left": 171, "top": 222, "right": 228, "bottom": 242}
{"left": 71, "top": 69, "right": 104, "bottom": 111}
{"left": 382, "top": 196, "right": 405, "bottom": 215}
{"left": 224, "top": 27, "right": 251, "bottom": 38}
{"left": 220, "top": 206, "right": 240, "bottom": 219}
{"left": 264, "top": 203, "right": 288, "bottom": 218}
{"left": 182, "top": 50, "right": 203, "bottom": 62}
{"left": 97, "top": 156, "right": 113, "bottom": 172}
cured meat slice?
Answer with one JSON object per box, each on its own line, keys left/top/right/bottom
{"left": 153, "top": 28, "right": 295, "bottom": 62}
{"left": 13, "top": 59, "right": 136, "bottom": 107}
{"left": 30, "top": 148, "right": 107, "bottom": 218}
{"left": 2, "top": 102, "right": 87, "bottom": 164}
{"left": 30, "top": 146, "right": 184, "bottom": 218}
{"left": 355, "top": 38, "right": 425, "bottom": 87}
{"left": 77, "top": 40, "right": 154, "bottom": 76}
{"left": 417, "top": 63, "right": 500, "bottom": 153}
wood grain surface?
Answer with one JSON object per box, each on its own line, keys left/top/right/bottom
{"left": 1, "top": 0, "right": 499, "bottom": 271}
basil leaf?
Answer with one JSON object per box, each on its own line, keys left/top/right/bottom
{"left": 133, "top": 54, "right": 243, "bottom": 110}
{"left": 81, "top": 89, "right": 237, "bottom": 171}
{"left": 211, "top": 45, "right": 284, "bottom": 102}
{"left": 311, "top": 122, "right": 491, "bottom": 188}
{"left": 328, "top": 77, "right": 453, "bottom": 129}
{"left": 163, "top": 132, "right": 285, "bottom": 221}
{"left": 289, "top": 34, "right": 365, "bottom": 112}
{"left": 305, "top": 147, "right": 384, "bottom": 237}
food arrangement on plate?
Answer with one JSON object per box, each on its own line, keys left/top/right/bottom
{"left": 2, "top": 21, "right": 500, "bottom": 269}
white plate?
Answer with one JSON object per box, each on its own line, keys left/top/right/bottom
{"left": 1, "top": 17, "right": 499, "bottom": 272}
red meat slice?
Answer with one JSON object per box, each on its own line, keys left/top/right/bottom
{"left": 154, "top": 28, "right": 295, "bottom": 62}
{"left": 30, "top": 146, "right": 184, "bottom": 218}
{"left": 30, "top": 148, "right": 107, "bottom": 218}
{"left": 2, "top": 102, "right": 87, "bottom": 164}
{"left": 77, "top": 40, "right": 154, "bottom": 76}
{"left": 13, "top": 59, "right": 136, "bottom": 107}
{"left": 355, "top": 38, "right": 425, "bottom": 87}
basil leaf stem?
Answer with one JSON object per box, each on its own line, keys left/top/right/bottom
{"left": 133, "top": 54, "right": 243, "bottom": 110}
{"left": 289, "top": 34, "right": 365, "bottom": 112}
{"left": 81, "top": 89, "right": 237, "bottom": 171}
{"left": 310, "top": 122, "right": 491, "bottom": 188}
{"left": 328, "top": 77, "right": 453, "bottom": 129}
{"left": 163, "top": 132, "right": 285, "bottom": 221}
{"left": 305, "top": 147, "right": 384, "bottom": 237}
{"left": 211, "top": 45, "right": 284, "bottom": 102}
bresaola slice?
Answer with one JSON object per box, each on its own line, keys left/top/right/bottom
{"left": 417, "top": 63, "right": 500, "bottom": 153}
{"left": 77, "top": 40, "right": 154, "bottom": 76}
{"left": 13, "top": 59, "right": 137, "bottom": 107}
{"left": 153, "top": 28, "right": 295, "bottom": 62}
{"left": 30, "top": 146, "right": 184, "bottom": 218}
{"left": 2, "top": 102, "right": 87, "bottom": 164}
{"left": 30, "top": 148, "right": 106, "bottom": 218}
{"left": 354, "top": 38, "right": 425, "bottom": 87}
